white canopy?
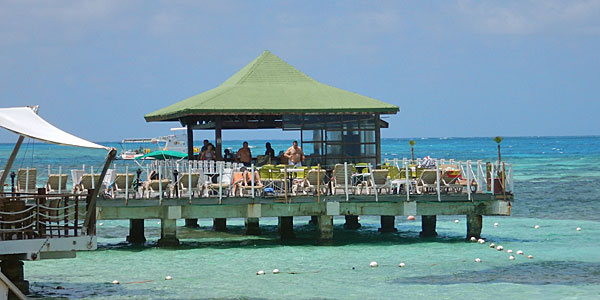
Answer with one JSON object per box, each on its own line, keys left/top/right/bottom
{"left": 0, "top": 106, "right": 109, "bottom": 150}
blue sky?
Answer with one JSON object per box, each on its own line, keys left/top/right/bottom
{"left": 1, "top": 0, "right": 599, "bottom": 143}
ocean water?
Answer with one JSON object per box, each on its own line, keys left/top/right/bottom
{"left": 1, "top": 136, "right": 600, "bottom": 299}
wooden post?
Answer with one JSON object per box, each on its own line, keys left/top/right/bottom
{"left": 83, "top": 148, "right": 117, "bottom": 233}
{"left": 187, "top": 125, "right": 194, "bottom": 160}
{"left": 0, "top": 135, "right": 24, "bottom": 188}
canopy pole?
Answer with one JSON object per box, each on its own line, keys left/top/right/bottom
{"left": 84, "top": 148, "right": 117, "bottom": 233}
{"left": 0, "top": 135, "right": 25, "bottom": 188}
{"left": 187, "top": 125, "right": 194, "bottom": 160}
{"left": 215, "top": 116, "right": 223, "bottom": 161}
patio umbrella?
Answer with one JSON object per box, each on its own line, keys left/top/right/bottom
{"left": 135, "top": 150, "right": 187, "bottom": 160}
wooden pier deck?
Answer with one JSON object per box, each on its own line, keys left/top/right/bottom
{"left": 96, "top": 193, "right": 512, "bottom": 246}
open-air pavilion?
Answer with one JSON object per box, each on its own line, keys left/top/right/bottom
{"left": 144, "top": 50, "right": 399, "bottom": 166}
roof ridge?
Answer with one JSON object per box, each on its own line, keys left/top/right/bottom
{"left": 237, "top": 50, "right": 269, "bottom": 84}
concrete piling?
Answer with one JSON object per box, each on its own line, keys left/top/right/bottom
{"left": 278, "top": 216, "right": 295, "bottom": 240}
{"left": 245, "top": 218, "right": 261, "bottom": 235}
{"left": 126, "top": 219, "right": 146, "bottom": 244}
{"left": 213, "top": 218, "right": 227, "bottom": 232}
{"left": 157, "top": 219, "right": 180, "bottom": 247}
{"left": 466, "top": 214, "right": 483, "bottom": 240}
{"left": 420, "top": 215, "right": 438, "bottom": 237}
{"left": 185, "top": 218, "right": 199, "bottom": 228}
{"left": 378, "top": 215, "right": 397, "bottom": 232}
{"left": 318, "top": 215, "right": 334, "bottom": 240}
{"left": 344, "top": 215, "right": 361, "bottom": 229}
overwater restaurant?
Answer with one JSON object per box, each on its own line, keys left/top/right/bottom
{"left": 144, "top": 50, "right": 398, "bottom": 166}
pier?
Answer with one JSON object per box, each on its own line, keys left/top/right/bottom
{"left": 94, "top": 158, "right": 513, "bottom": 246}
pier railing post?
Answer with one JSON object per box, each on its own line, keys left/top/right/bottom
{"left": 218, "top": 162, "right": 223, "bottom": 204}
{"left": 188, "top": 162, "right": 192, "bottom": 203}
{"left": 466, "top": 160, "right": 472, "bottom": 201}
{"left": 477, "top": 160, "right": 484, "bottom": 193}
{"left": 404, "top": 158, "right": 410, "bottom": 201}
{"left": 125, "top": 165, "right": 129, "bottom": 203}
{"left": 251, "top": 163, "right": 255, "bottom": 201}
{"left": 491, "top": 163, "right": 495, "bottom": 194}
{"left": 90, "top": 166, "right": 95, "bottom": 190}
{"left": 344, "top": 162, "right": 349, "bottom": 201}
{"left": 436, "top": 160, "right": 441, "bottom": 201}
{"left": 58, "top": 166, "right": 62, "bottom": 194}
{"left": 158, "top": 163, "right": 163, "bottom": 204}
{"left": 368, "top": 163, "right": 378, "bottom": 202}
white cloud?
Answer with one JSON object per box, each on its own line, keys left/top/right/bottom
{"left": 456, "top": 0, "right": 600, "bottom": 35}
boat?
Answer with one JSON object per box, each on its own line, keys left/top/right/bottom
{"left": 117, "top": 128, "right": 196, "bottom": 160}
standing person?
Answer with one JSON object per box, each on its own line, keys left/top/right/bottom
{"left": 265, "top": 142, "right": 275, "bottom": 162}
{"left": 236, "top": 141, "right": 252, "bottom": 167}
{"left": 223, "top": 149, "right": 234, "bottom": 162}
{"left": 284, "top": 140, "right": 305, "bottom": 167}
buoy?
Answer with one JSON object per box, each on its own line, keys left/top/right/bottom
{"left": 478, "top": 239, "right": 485, "bottom": 244}
{"left": 494, "top": 222, "right": 499, "bottom": 227}
{"left": 534, "top": 225, "right": 540, "bottom": 229}
{"left": 470, "top": 237, "right": 477, "bottom": 242}
{"left": 497, "top": 245, "right": 504, "bottom": 251}
{"left": 370, "top": 261, "right": 378, "bottom": 268}
{"left": 454, "top": 219, "right": 459, "bottom": 223}
{"left": 165, "top": 276, "right": 172, "bottom": 280}
{"left": 112, "top": 280, "right": 120, "bottom": 284}
{"left": 407, "top": 215, "right": 415, "bottom": 221}
{"left": 99, "top": 222, "right": 104, "bottom": 226}
{"left": 398, "top": 262, "right": 406, "bottom": 267}
{"left": 352, "top": 267, "right": 355, "bottom": 270}
{"left": 474, "top": 258, "right": 481, "bottom": 263}
{"left": 272, "top": 269, "right": 280, "bottom": 274}
{"left": 576, "top": 227, "right": 581, "bottom": 231}
{"left": 509, "top": 255, "right": 515, "bottom": 260}
{"left": 527, "top": 255, "right": 533, "bottom": 259}
{"left": 507, "top": 249, "right": 513, "bottom": 254}
{"left": 516, "top": 250, "right": 524, "bottom": 255}
{"left": 357, "top": 217, "right": 361, "bottom": 221}
{"left": 157, "top": 221, "right": 161, "bottom": 225}
{"left": 256, "top": 270, "right": 265, "bottom": 275}
{"left": 489, "top": 243, "right": 495, "bottom": 248}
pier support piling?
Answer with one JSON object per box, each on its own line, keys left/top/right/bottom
{"left": 278, "top": 216, "right": 295, "bottom": 240}
{"left": 344, "top": 215, "right": 361, "bottom": 230}
{"left": 378, "top": 215, "right": 397, "bottom": 233}
{"left": 213, "top": 218, "right": 227, "bottom": 232}
{"left": 245, "top": 218, "right": 261, "bottom": 236}
{"left": 317, "top": 215, "right": 334, "bottom": 241}
{"left": 466, "top": 214, "right": 483, "bottom": 240}
{"left": 309, "top": 215, "right": 319, "bottom": 225}
{"left": 185, "top": 218, "right": 199, "bottom": 228}
{"left": 420, "top": 215, "right": 438, "bottom": 237}
{"left": 157, "top": 219, "right": 180, "bottom": 247}
{"left": 126, "top": 219, "right": 146, "bottom": 244}
{"left": 0, "top": 256, "right": 29, "bottom": 296}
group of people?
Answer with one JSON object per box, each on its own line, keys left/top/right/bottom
{"left": 198, "top": 140, "right": 306, "bottom": 167}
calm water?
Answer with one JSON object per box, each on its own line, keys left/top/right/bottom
{"left": 1, "top": 136, "right": 599, "bottom": 299}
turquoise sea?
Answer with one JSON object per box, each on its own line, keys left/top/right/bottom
{"left": 1, "top": 136, "right": 600, "bottom": 299}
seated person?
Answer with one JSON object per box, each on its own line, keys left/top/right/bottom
{"left": 148, "top": 170, "right": 159, "bottom": 180}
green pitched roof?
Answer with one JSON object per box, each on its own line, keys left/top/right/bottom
{"left": 145, "top": 50, "right": 399, "bottom": 122}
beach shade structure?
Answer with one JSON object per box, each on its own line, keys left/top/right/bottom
{"left": 144, "top": 50, "right": 399, "bottom": 166}
{"left": 135, "top": 150, "right": 188, "bottom": 160}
